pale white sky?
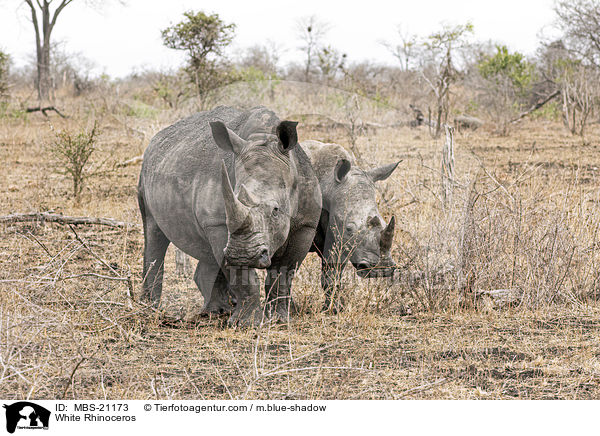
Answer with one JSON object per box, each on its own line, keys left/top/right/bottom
{"left": 0, "top": 0, "right": 558, "bottom": 77}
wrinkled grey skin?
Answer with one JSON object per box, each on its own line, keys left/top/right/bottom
{"left": 138, "top": 106, "right": 321, "bottom": 326}
{"left": 302, "top": 140, "right": 399, "bottom": 312}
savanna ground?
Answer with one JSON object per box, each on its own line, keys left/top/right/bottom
{"left": 1, "top": 81, "right": 600, "bottom": 400}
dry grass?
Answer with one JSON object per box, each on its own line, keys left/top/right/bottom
{"left": 2, "top": 83, "right": 600, "bottom": 400}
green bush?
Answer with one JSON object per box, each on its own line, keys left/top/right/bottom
{"left": 477, "top": 45, "right": 536, "bottom": 134}
{"left": 50, "top": 122, "right": 100, "bottom": 200}
{"left": 0, "top": 49, "right": 10, "bottom": 98}
{"left": 124, "top": 100, "right": 159, "bottom": 118}
{"left": 479, "top": 45, "right": 535, "bottom": 96}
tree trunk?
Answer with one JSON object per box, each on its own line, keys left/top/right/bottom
{"left": 39, "top": 1, "right": 51, "bottom": 101}
{"left": 25, "top": 0, "right": 73, "bottom": 103}
{"left": 38, "top": 46, "right": 51, "bottom": 102}
{"left": 562, "top": 87, "right": 571, "bottom": 131}
{"left": 441, "top": 124, "right": 455, "bottom": 206}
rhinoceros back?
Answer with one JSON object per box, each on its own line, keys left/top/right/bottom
{"left": 141, "top": 106, "right": 282, "bottom": 180}
{"left": 141, "top": 106, "right": 241, "bottom": 181}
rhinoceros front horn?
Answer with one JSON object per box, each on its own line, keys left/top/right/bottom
{"left": 220, "top": 161, "right": 251, "bottom": 232}
{"left": 380, "top": 216, "right": 395, "bottom": 253}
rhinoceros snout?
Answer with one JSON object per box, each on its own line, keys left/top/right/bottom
{"left": 257, "top": 249, "right": 270, "bottom": 268}
{"left": 356, "top": 262, "right": 371, "bottom": 272}
{"left": 355, "top": 257, "right": 396, "bottom": 278}
{"left": 223, "top": 246, "right": 271, "bottom": 268}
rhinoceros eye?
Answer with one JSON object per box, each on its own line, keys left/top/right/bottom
{"left": 368, "top": 216, "right": 382, "bottom": 228}
{"left": 272, "top": 207, "right": 280, "bottom": 218}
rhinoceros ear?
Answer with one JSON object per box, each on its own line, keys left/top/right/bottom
{"left": 210, "top": 121, "right": 248, "bottom": 155}
{"left": 366, "top": 160, "right": 402, "bottom": 182}
{"left": 276, "top": 121, "right": 298, "bottom": 152}
{"left": 334, "top": 158, "right": 351, "bottom": 183}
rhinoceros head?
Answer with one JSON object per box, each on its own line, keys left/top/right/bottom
{"left": 211, "top": 120, "right": 299, "bottom": 268}
{"left": 327, "top": 158, "right": 400, "bottom": 278}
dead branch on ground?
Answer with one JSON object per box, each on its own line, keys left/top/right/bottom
{"left": 26, "top": 105, "right": 68, "bottom": 118}
{"left": 0, "top": 212, "right": 140, "bottom": 229}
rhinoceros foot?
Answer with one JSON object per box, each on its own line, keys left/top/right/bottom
{"left": 228, "top": 300, "right": 264, "bottom": 328}
{"left": 268, "top": 298, "right": 299, "bottom": 323}
{"left": 201, "top": 300, "right": 235, "bottom": 316}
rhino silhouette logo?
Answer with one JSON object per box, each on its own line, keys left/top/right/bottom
{"left": 2, "top": 402, "right": 50, "bottom": 434}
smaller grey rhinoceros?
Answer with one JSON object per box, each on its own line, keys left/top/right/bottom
{"left": 138, "top": 106, "right": 322, "bottom": 326}
{"left": 302, "top": 140, "right": 400, "bottom": 311}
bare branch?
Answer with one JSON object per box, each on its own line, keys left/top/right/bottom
{"left": 24, "top": 0, "right": 42, "bottom": 51}
{"left": 510, "top": 90, "right": 560, "bottom": 124}
{"left": 49, "top": 0, "right": 74, "bottom": 34}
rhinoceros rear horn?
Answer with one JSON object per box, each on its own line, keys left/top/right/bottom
{"left": 220, "top": 161, "right": 251, "bottom": 232}
{"left": 380, "top": 216, "right": 395, "bottom": 253}
{"left": 276, "top": 121, "right": 299, "bottom": 152}
{"left": 211, "top": 121, "right": 248, "bottom": 155}
{"left": 367, "top": 160, "right": 402, "bottom": 182}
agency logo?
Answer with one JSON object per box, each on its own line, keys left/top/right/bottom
{"left": 2, "top": 402, "right": 50, "bottom": 434}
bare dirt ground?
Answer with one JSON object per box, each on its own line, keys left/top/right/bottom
{"left": 2, "top": 89, "right": 600, "bottom": 399}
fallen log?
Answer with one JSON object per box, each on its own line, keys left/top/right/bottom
{"left": 0, "top": 212, "right": 139, "bottom": 229}
{"left": 26, "top": 106, "right": 68, "bottom": 118}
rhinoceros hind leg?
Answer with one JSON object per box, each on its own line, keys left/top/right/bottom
{"left": 140, "top": 212, "right": 170, "bottom": 306}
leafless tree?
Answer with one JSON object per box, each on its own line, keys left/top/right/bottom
{"left": 554, "top": 0, "right": 600, "bottom": 68}
{"left": 559, "top": 63, "right": 597, "bottom": 136}
{"left": 538, "top": 39, "right": 597, "bottom": 136}
{"left": 382, "top": 25, "right": 419, "bottom": 72}
{"left": 22, "top": 0, "right": 77, "bottom": 102}
{"left": 419, "top": 23, "right": 474, "bottom": 138}
{"left": 296, "top": 15, "right": 330, "bottom": 82}
{"left": 316, "top": 45, "right": 346, "bottom": 83}
{"left": 21, "top": 0, "right": 119, "bottom": 103}
{"left": 238, "top": 42, "right": 282, "bottom": 77}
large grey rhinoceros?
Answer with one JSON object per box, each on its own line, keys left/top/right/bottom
{"left": 302, "top": 140, "right": 400, "bottom": 311}
{"left": 138, "top": 106, "right": 322, "bottom": 326}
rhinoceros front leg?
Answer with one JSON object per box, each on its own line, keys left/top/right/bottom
{"left": 321, "top": 260, "right": 347, "bottom": 313}
{"left": 194, "top": 256, "right": 234, "bottom": 315}
{"left": 196, "top": 224, "right": 236, "bottom": 315}
{"left": 140, "top": 211, "right": 170, "bottom": 307}
{"left": 227, "top": 266, "right": 263, "bottom": 327}
{"left": 265, "top": 225, "right": 317, "bottom": 321}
